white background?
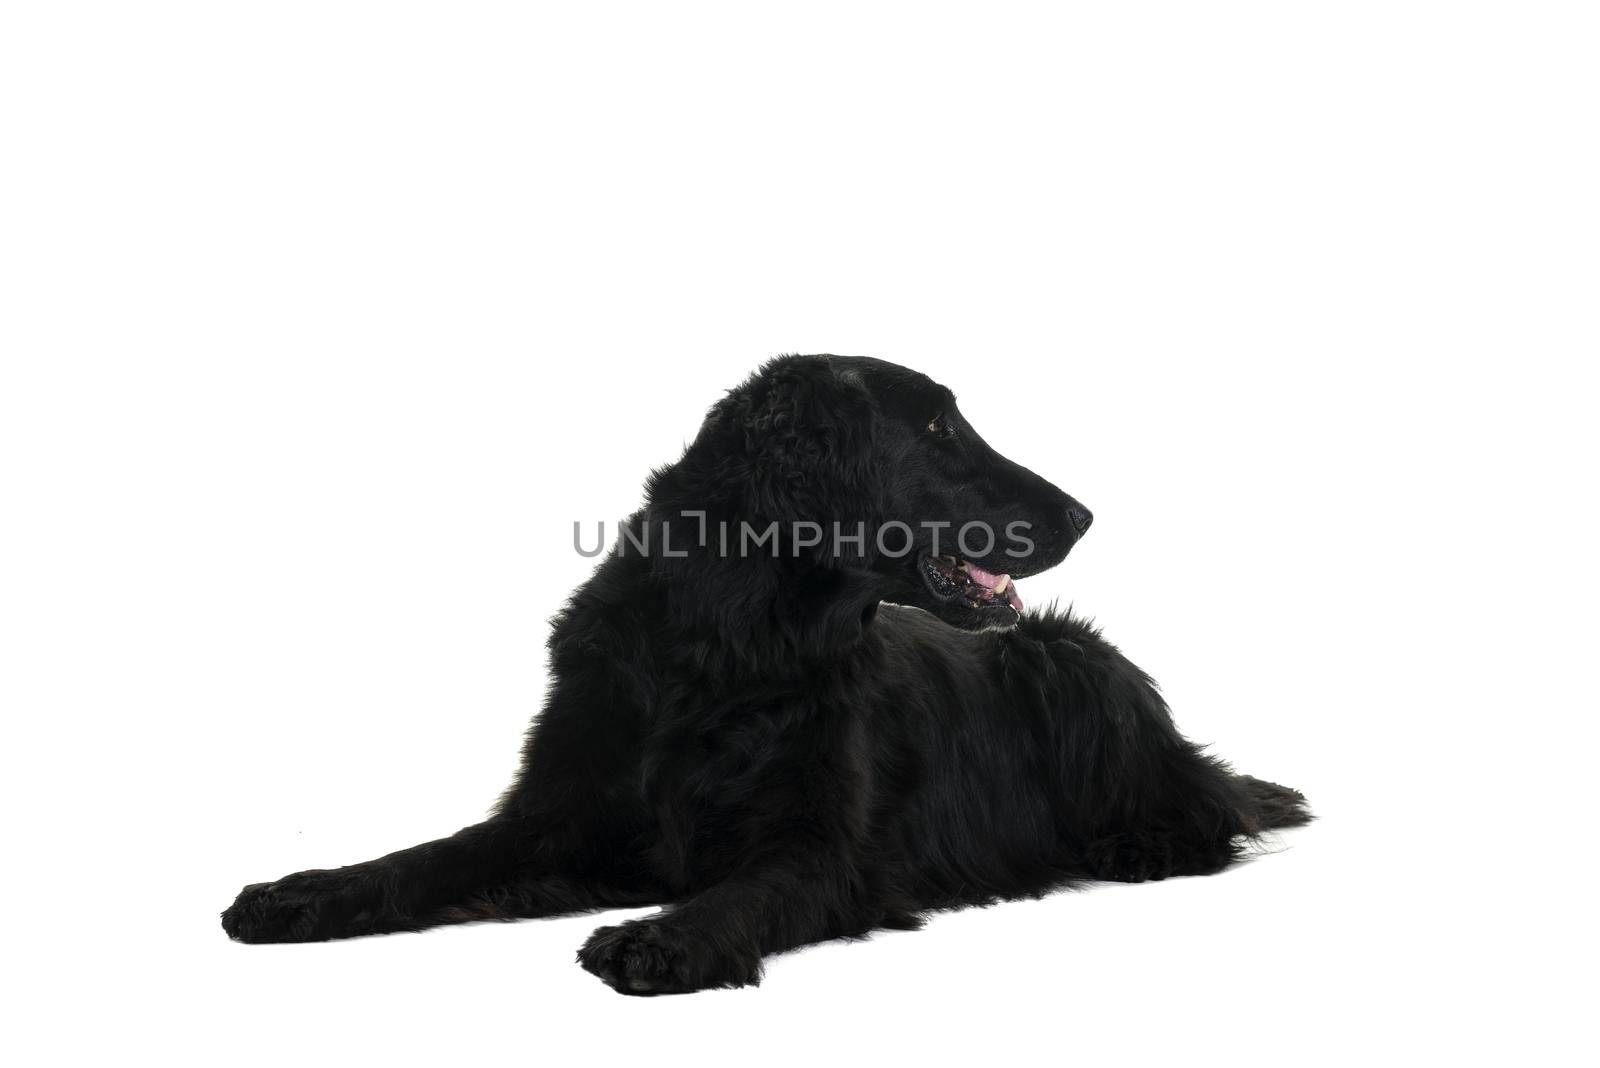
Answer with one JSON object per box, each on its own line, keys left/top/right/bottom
{"left": 3, "top": 2, "right": 1595, "bottom": 1065}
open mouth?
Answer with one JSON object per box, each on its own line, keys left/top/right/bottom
{"left": 919, "top": 554, "right": 1025, "bottom": 614}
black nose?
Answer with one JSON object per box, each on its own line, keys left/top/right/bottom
{"left": 1068, "top": 505, "right": 1093, "bottom": 534}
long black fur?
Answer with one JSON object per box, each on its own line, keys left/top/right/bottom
{"left": 222, "top": 354, "right": 1310, "bottom": 994}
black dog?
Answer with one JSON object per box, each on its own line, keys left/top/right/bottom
{"left": 222, "top": 354, "right": 1310, "bottom": 994}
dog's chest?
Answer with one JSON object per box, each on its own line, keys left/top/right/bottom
{"left": 640, "top": 682, "right": 872, "bottom": 885}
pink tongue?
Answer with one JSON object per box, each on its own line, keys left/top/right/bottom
{"left": 962, "top": 563, "right": 1025, "bottom": 613}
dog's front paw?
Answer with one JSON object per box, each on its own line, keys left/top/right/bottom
{"left": 221, "top": 868, "right": 381, "bottom": 943}
{"left": 577, "top": 918, "right": 761, "bottom": 996}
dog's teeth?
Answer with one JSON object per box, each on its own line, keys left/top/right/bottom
{"left": 992, "top": 575, "right": 1010, "bottom": 594}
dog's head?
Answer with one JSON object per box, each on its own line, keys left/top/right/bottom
{"left": 654, "top": 354, "right": 1090, "bottom": 638}
{"left": 826, "top": 355, "right": 1089, "bottom": 630}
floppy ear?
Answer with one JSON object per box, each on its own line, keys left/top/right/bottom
{"left": 730, "top": 355, "right": 882, "bottom": 537}
{"left": 642, "top": 355, "right": 886, "bottom": 656}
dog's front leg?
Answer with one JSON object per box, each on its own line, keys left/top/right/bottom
{"left": 577, "top": 851, "right": 873, "bottom": 996}
{"left": 222, "top": 817, "right": 654, "bottom": 943}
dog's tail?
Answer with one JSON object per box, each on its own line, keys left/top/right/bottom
{"left": 1237, "top": 775, "right": 1313, "bottom": 832}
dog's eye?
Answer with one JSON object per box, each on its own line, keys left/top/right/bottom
{"left": 927, "top": 416, "right": 952, "bottom": 439}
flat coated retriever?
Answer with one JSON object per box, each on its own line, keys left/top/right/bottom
{"left": 222, "top": 354, "right": 1310, "bottom": 994}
